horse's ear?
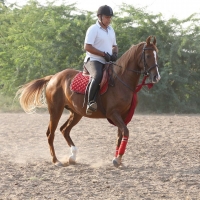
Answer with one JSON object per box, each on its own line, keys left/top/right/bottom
{"left": 146, "top": 36, "right": 151, "bottom": 45}
{"left": 153, "top": 36, "right": 157, "bottom": 46}
{"left": 146, "top": 36, "right": 157, "bottom": 46}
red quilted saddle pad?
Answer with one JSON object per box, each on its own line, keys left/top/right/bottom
{"left": 70, "top": 72, "right": 108, "bottom": 95}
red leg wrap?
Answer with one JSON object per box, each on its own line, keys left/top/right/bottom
{"left": 118, "top": 136, "right": 129, "bottom": 155}
{"left": 115, "top": 146, "right": 119, "bottom": 157}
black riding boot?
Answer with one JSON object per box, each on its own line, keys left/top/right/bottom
{"left": 86, "top": 78, "right": 100, "bottom": 115}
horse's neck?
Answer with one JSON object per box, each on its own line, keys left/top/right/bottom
{"left": 113, "top": 43, "right": 144, "bottom": 92}
{"left": 125, "top": 62, "right": 140, "bottom": 91}
{"left": 115, "top": 59, "right": 141, "bottom": 92}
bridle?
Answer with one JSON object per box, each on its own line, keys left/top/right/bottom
{"left": 126, "top": 43, "right": 159, "bottom": 76}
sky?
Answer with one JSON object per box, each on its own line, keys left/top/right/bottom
{"left": 5, "top": 0, "right": 200, "bottom": 20}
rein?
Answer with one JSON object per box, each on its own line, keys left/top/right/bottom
{"left": 113, "top": 70, "right": 153, "bottom": 93}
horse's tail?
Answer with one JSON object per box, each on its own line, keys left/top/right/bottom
{"left": 16, "top": 75, "right": 53, "bottom": 114}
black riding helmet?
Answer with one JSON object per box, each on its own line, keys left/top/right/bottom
{"left": 97, "top": 5, "right": 114, "bottom": 16}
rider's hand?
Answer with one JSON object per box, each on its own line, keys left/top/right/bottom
{"left": 111, "top": 52, "right": 118, "bottom": 62}
{"left": 103, "top": 52, "right": 111, "bottom": 62}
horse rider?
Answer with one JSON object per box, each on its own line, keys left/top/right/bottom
{"left": 84, "top": 5, "right": 118, "bottom": 115}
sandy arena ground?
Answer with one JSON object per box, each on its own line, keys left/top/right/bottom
{"left": 0, "top": 113, "right": 200, "bottom": 199}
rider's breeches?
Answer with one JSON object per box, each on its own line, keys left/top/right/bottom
{"left": 85, "top": 61, "right": 104, "bottom": 82}
{"left": 84, "top": 61, "right": 104, "bottom": 103}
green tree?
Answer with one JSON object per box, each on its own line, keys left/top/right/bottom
{"left": 1, "top": 2, "right": 200, "bottom": 113}
{"left": 0, "top": 0, "right": 95, "bottom": 94}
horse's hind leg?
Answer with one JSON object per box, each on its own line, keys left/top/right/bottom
{"left": 60, "top": 111, "right": 82, "bottom": 164}
{"left": 46, "top": 107, "right": 64, "bottom": 166}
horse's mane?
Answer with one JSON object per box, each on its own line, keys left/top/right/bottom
{"left": 116, "top": 41, "right": 158, "bottom": 74}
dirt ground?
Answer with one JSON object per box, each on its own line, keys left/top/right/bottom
{"left": 0, "top": 113, "right": 199, "bottom": 200}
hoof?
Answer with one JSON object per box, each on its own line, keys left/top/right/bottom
{"left": 54, "top": 161, "right": 63, "bottom": 167}
{"left": 112, "top": 157, "right": 121, "bottom": 168}
{"left": 69, "top": 155, "right": 76, "bottom": 165}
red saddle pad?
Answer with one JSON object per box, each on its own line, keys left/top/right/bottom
{"left": 70, "top": 72, "right": 108, "bottom": 95}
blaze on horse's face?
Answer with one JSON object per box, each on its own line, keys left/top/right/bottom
{"left": 141, "top": 36, "right": 161, "bottom": 83}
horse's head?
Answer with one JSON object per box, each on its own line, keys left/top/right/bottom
{"left": 139, "top": 36, "right": 161, "bottom": 83}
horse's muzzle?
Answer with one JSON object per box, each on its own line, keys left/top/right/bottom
{"left": 150, "top": 74, "right": 161, "bottom": 84}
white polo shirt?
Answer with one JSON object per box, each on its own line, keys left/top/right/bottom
{"left": 84, "top": 21, "right": 117, "bottom": 64}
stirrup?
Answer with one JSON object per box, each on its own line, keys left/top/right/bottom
{"left": 86, "top": 101, "right": 97, "bottom": 115}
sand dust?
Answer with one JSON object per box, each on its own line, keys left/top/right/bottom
{"left": 0, "top": 113, "right": 200, "bottom": 199}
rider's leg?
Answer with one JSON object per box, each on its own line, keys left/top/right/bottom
{"left": 84, "top": 61, "right": 103, "bottom": 115}
{"left": 88, "top": 79, "right": 100, "bottom": 104}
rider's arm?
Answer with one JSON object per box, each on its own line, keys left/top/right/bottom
{"left": 84, "top": 43, "right": 105, "bottom": 57}
{"left": 112, "top": 45, "right": 118, "bottom": 55}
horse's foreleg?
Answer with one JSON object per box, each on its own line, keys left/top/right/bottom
{"left": 108, "top": 112, "right": 129, "bottom": 167}
{"left": 60, "top": 111, "right": 82, "bottom": 164}
{"left": 113, "top": 132, "right": 129, "bottom": 167}
{"left": 115, "top": 128, "right": 122, "bottom": 157}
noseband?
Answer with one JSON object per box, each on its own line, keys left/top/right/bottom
{"left": 127, "top": 44, "right": 159, "bottom": 76}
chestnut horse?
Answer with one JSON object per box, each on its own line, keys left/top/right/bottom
{"left": 17, "top": 36, "right": 160, "bottom": 167}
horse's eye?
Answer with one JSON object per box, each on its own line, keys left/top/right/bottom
{"left": 146, "top": 55, "right": 151, "bottom": 59}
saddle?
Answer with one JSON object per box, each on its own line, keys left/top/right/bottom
{"left": 70, "top": 64, "right": 113, "bottom": 95}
